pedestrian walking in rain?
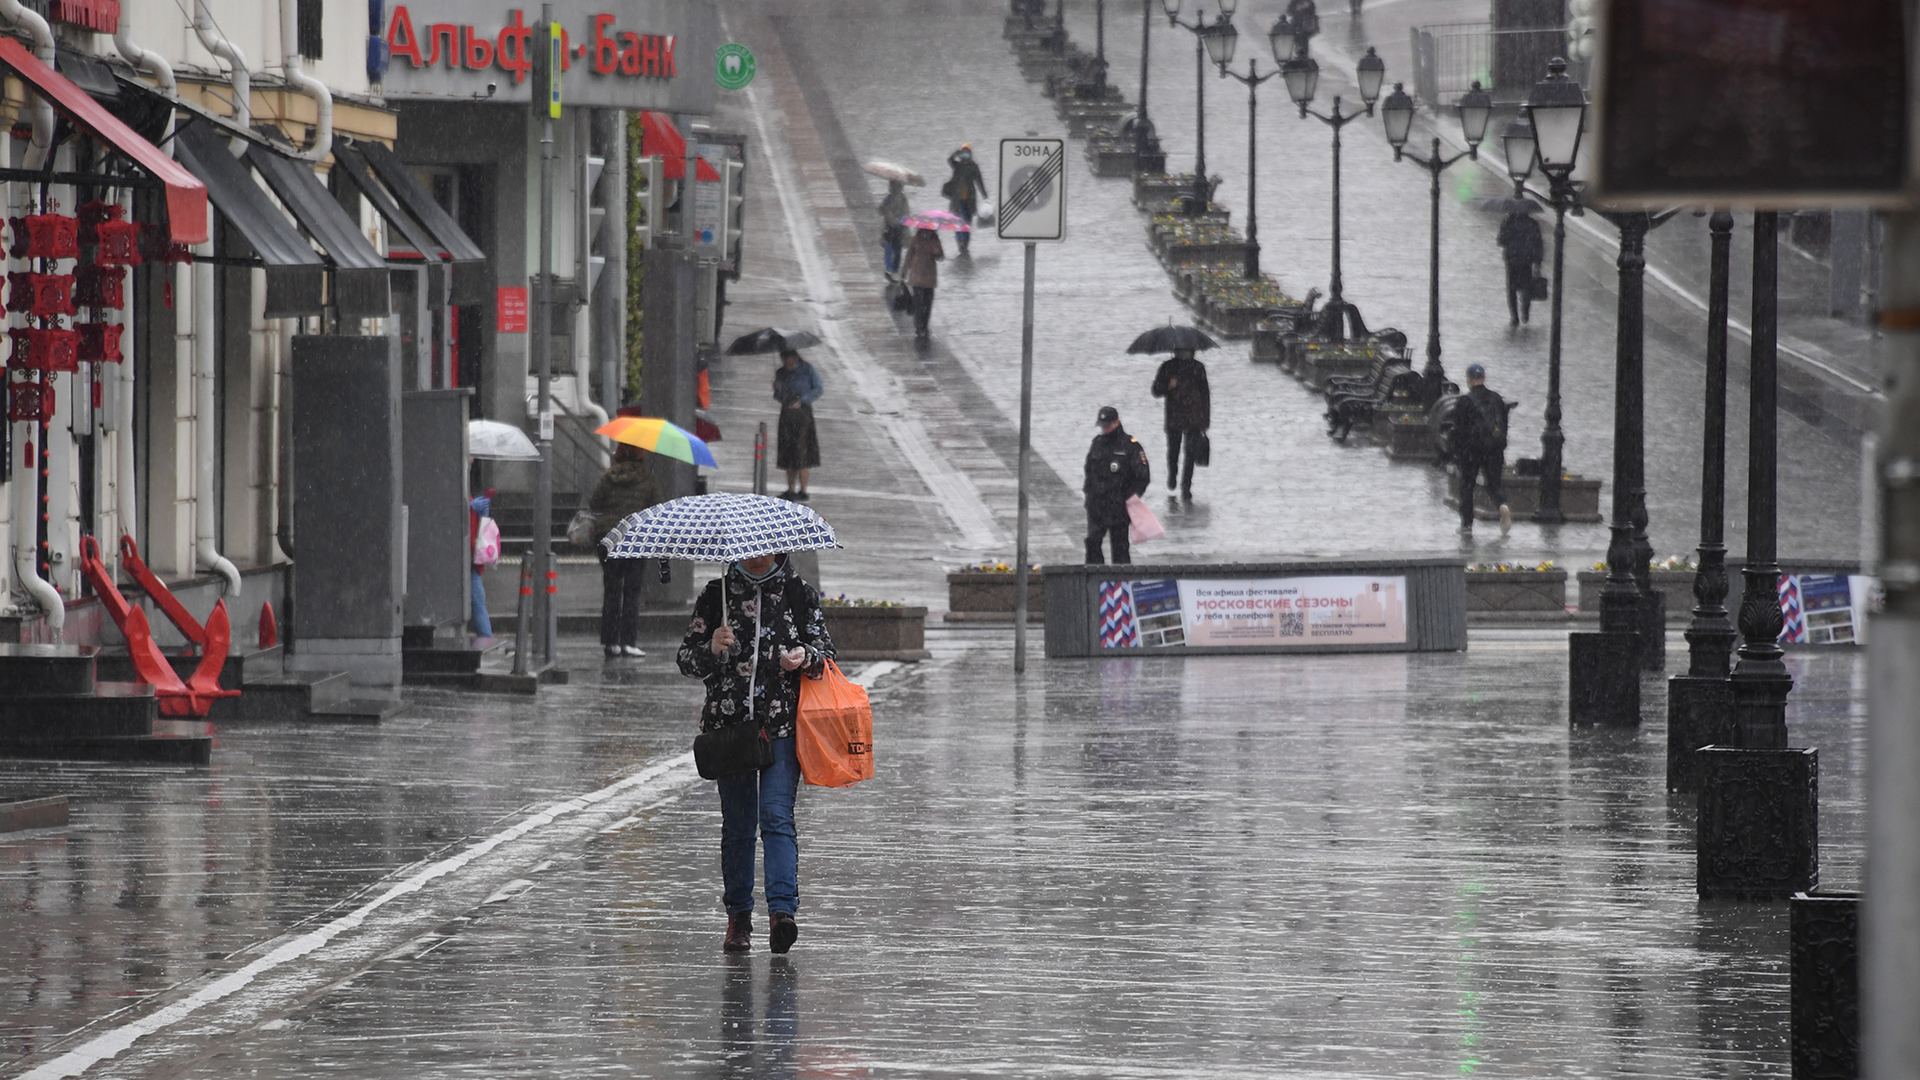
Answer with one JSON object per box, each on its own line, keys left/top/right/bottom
{"left": 677, "top": 553, "right": 835, "bottom": 955}
{"left": 902, "top": 227, "right": 945, "bottom": 340}
{"left": 1497, "top": 210, "right": 1544, "bottom": 326}
{"left": 1083, "top": 405, "right": 1152, "bottom": 564}
{"left": 943, "top": 144, "right": 989, "bottom": 254}
{"left": 879, "top": 179, "right": 909, "bottom": 276}
{"left": 1151, "top": 347, "right": 1210, "bottom": 500}
{"left": 589, "top": 444, "right": 665, "bottom": 658}
{"left": 1454, "top": 363, "right": 1512, "bottom": 535}
{"left": 469, "top": 489, "right": 497, "bottom": 638}
{"left": 773, "top": 349, "right": 823, "bottom": 501}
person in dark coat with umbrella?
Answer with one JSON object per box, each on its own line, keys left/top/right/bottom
{"left": 1497, "top": 210, "right": 1544, "bottom": 326}
{"left": 1453, "top": 363, "right": 1513, "bottom": 535}
{"left": 1151, "top": 347, "right": 1210, "bottom": 499}
{"left": 943, "top": 145, "right": 989, "bottom": 253}
{"left": 1083, "top": 406, "right": 1152, "bottom": 564}
{"left": 773, "top": 350, "right": 823, "bottom": 500}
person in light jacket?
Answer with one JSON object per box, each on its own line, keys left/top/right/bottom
{"left": 902, "top": 227, "right": 945, "bottom": 339}
{"left": 773, "top": 350, "right": 824, "bottom": 500}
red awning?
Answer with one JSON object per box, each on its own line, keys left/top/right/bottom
{"left": 639, "top": 111, "right": 722, "bottom": 182}
{"left": 0, "top": 36, "right": 208, "bottom": 244}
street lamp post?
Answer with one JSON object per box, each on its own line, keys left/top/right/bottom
{"left": 1284, "top": 44, "right": 1386, "bottom": 340}
{"left": 1206, "top": 20, "right": 1275, "bottom": 278}
{"left": 1503, "top": 57, "right": 1587, "bottom": 525}
{"left": 1164, "top": 0, "right": 1239, "bottom": 216}
{"left": 1378, "top": 79, "right": 1492, "bottom": 402}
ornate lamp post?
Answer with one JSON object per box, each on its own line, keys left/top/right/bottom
{"left": 1378, "top": 79, "right": 1492, "bottom": 402}
{"left": 1502, "top": 56, "right": 1587, "bottom": 524}
{"left": 1284, "top": 44, "right": 1386, "bottom": 340}
{"left": 1164, "top": 0, "right": 1239, "bottom": 216}
{"left": 1205, "top": 19, "right": 1277, "bottom": 278}
{"left": 1130, "top": 0, "right": 1166, "bottom": 169}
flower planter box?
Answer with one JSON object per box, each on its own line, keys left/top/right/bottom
{"left": 945, "top": 573, "right": 1044, "bottom": 623}
{"left": 1465, "top": 569, "right": 1568, "bottom": 613}
{"left": 1575, "top": 570, "right": 1696, "bottom": 619}
{"left": 1162, "top": 241, "right": 1252, "bottom": 268}
{"left": 1295, "top": 347, "right": 1379, "bottom": 389}
{"left": 1197, "top": 301, "right": 1270, "bottom": 338}
{"left": 1375, "top": 410, "right": 1438, "bottom": 460}
{"left": 1445, "top": 470, "right": 1604, "bottom": 523}
{"left": 1064, "top": 106, "right": 1131, "bottom": 136}
{"left": 1251, "top": 326, "right": 1285, "bottom": 363}
{"left": 1086, "top": 137, "right": 1150, "bottom": 177}
{"left": 823, "top": 606, "right": 930, "bottom": 661}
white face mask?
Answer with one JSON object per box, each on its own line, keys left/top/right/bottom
{"left": 738, "top": 560, "right": 780, "bottom": 583}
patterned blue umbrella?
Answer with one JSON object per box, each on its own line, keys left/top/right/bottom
{"left": 602, "top": 492, "right": 843, "bottom": 561}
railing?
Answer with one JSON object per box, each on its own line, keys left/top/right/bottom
{"left": 1410, "top": 23, "right": 1577, "bottom": 106}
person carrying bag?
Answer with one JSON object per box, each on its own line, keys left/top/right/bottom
{"left": 677, "top": 553, "right": 834, "bottom": 955}
{"left": 797, "top": 660, "right": 873, "bottom": 787}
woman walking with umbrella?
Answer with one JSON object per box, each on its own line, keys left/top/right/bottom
{"left": 943, "top": 144, "right": 989, "bottom": 254}
{"left": 901, "top": 226, "right": 946, "bottom": 339}
{"left": 608, "top": 493, "right": 841, "bottom": 955}
{"left": 588, "top": 414, "right": 717, "bottom": 657}
{"left": 773, "top": 349, "right": 824, "bottom": 500}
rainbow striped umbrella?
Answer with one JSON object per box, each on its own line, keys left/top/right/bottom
{"left": 594, "top": 416, "right": 718, "bottom": 468}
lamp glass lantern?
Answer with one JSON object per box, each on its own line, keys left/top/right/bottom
{"left": 1502, "top": 118, "right": 1536, "bottom": 185}
{"left": 1268, "top": 16, "right": 1296, "bottom": 64}
{"left": 1525, "top": 57, "right": 1588, "bottom": 171}
{"left": 1457, "top": 80, "right": 1493, "bottom": 150}
{"left": 1217, "top": 0, "right": 1238, "bottom": 18}
{"left": 1355, "top": 46, "right": 1386, "bottom": 108}
{"left": 1161, "top": 0, "right": 1181, "bottom": 18}
{"left": 1380, "top": 82, "right": 1415, "bottom": 150}
{"left": 1283, "top": 56, "right": 1319, "bottom": 106}
{"left": 1204, "top": 20, "right": 1238, "bottom": 67}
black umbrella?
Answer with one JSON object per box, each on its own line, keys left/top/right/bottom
{"left": 726, "top": 327, "right": 823, "bottom": 355}
{"left": 1471, "top": 196, "right": 1540, "bottom": 215}
{"left": 1126, "top": 325, "right": 1219, "bottom": 355}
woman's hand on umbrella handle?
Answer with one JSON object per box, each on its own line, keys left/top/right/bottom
{"left": 711, "top": 626, "right": 736, "bottom": 657}
{"left": 780, "top": 647, "right": 806, "bottom": 671}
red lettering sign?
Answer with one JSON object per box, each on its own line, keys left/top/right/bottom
{"left": 386, "top": 7, "right": 678, "bottom": 84}
{"left": 497, "top": 287, "right": 527, "bottom": 333}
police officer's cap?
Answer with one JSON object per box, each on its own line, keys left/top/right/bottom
{"left": 1465, "top": 363, "right": 1486, "bottom": 380}
{"left": 1096, "top": 405, "right": 1120, "bottom": 425}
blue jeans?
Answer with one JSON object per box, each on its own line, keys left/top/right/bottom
{"left": 470, "top": 568, "right": 492, "bottom": 638}
{"left": 718, "top": 735, "right": 799, "bottom": 916}
{"left": 883, "top": 239, "right": 901, "bottom": 274}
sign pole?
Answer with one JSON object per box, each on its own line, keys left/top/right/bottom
{"left": 533, "top": 3, "right": 559, "bottom": 668}
{"left": 1013, "top": 241, "right": 1036, "bottom": 672}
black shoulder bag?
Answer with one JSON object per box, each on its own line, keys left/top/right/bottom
{"left": 693, "top": 575, "right": 774, "bottom": 780}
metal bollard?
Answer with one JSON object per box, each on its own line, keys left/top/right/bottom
{"left": 754, "top": 421, "right": 769, "bottom": 496}
{"left": 544, "top": 550, "right": 559, "bottom": 666}
{"left": 511, "top": 550, "right": 533, "bottom": 676}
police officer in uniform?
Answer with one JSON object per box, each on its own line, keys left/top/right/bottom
{"left": 1083, "top": 405, "right": 1152, "bottom": 564}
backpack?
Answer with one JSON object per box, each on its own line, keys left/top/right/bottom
{"left": 1472, "top": 390, "right": 1508, "bottom": 450}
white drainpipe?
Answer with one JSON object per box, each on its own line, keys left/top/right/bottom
{"left": 0, "top": 15, "right": 61, "bottom": 631}
{"left": 0, "top": 0, "right": 54, "bottom": 169}
{"left": 279, "top": 0, "right": 332, "bottom": 163}
{"left": 193, "top": 254, "right": 242, "bottom": 596}
{"left": 192, "top": 0, "right": 250, "bottom": 154}
{"left": 112, "top": 30, "right": 175, "bottom": 563}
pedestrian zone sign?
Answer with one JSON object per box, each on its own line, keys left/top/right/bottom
{"left": 998, "top": 137, "right": 1065, "bottom": 242}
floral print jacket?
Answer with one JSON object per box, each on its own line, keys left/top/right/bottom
{"left": 677, "top": 561, "right": 834, "bottom": 739}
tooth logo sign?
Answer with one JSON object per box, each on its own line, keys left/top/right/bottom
{"left": 714, "top": 42, "right": 755, "bottom": 91}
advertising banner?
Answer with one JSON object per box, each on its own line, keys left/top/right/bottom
{"left": 1098, "top": 575, "right": 1408, "bottom": 650}
{"left": 1778, "top": 574, "right": 1880, "bottom": 646}
{"left": 381, "top": 0, "right": 718, "bottom": 113}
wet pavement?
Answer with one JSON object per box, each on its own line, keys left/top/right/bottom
{"left": 1, "top": 1, "right": 1883, "bottom": 1076}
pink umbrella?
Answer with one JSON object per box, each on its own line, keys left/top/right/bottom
{"left": 901, "top": 208, "right": 971, "bottom": 233}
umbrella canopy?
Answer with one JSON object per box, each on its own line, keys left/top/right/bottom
{"left": 901, "top": 208, "right": 971, "bottom": 233}
{"left": 594, "top": 416, "right": 718, "bottom": 468}
{"left": 1471, "top": 196, "right": 1540, "bottom": 215}
{"left": 603, "top": 492, "right": 843, "bottom": 561}
{"left": 468, "top": 419, "right": 540, "bottom": 460}
{"left": 863, "top": 160, "right": 926, "bottom": 186}
{"left": 1126, "top": 325, "right": 1220, "bottom": 355}
{"left": 726, "top": 326, "right": 823, "bottom": 355}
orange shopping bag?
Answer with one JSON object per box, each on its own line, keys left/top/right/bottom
{"left": 797, "top": 660, "right": 874, "bottom": 787}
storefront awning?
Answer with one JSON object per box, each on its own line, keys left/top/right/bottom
{"left": 0, "top": 36, "right": 207, "bottom": 243}
{"left": 330, "top": 139, "right": 452, "bottom": 307}
{"left": 345, "top": 138, "right": 488, "bottom": 306}
{"left": 174, "top": 122, "right": 324, "bottom": 317}
{"left": 639, "top": 111, "right": 722, "bottom": 181}
{"left": 246, "top": 145, "right": 391, "bottom": 318}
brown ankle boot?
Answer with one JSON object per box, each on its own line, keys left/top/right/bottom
{"left": 724, "top": 912, "right": 751, "bottom": 953}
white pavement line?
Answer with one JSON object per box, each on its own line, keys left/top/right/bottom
{"left": 850, "top": 660, "right": 902, "bottom": 687}
{"left": 737, "top": 31, "right": 1004, "bottom": 552}
{"left": 14, "top": 753, "right": 697, "bottom": 1080}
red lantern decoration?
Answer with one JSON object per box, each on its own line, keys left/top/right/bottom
{"left": 6, "top": 379, "right": 55, "bottom": 422}
{"left": 93, "top": 220, "right": 142, "bottom": 266}
{"left": 77, "top": 200, "right": 123, "bottom": 230}
{"left": 9, "top": 328, "right": 80, "bottom": 372}
{"left": 74, "top": 265, "right": 124, "bottom": 309}
{"left": 76, "top": 322, "right": 122, "bottom": 363}
{"left": 19, "top": 214, "right": 78, "bottom": 261}
{"left": 138, "top": 221, "right": 193, "bottom": 264}
{"left": 6, "top": 272, "right": 76, "bottom": 318}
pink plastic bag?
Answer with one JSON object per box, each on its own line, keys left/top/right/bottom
{"left": 474, "top": 516, "right": 502, "bottom": 566}
{"left": 1126, "top": 495, "right": 1164, "bottom": 543}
